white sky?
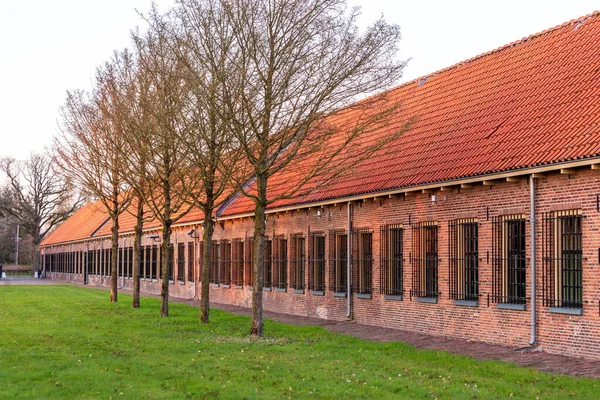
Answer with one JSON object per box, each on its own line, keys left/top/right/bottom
{"left": 0, "top": 0, "right": 598, "bottom": 162}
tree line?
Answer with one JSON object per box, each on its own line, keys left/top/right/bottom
{"left": 50, "top": 0, "right": 406, "bottom": 336}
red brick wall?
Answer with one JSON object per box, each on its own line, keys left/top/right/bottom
{"left": 46, "top": 167, "right": 600, "bottom": 360}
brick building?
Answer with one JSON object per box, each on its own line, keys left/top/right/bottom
{"left": 41, "top": 12, "right": 600, "bottom": 359}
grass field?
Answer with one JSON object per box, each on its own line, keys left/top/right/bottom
{"left": 0, "top": 286, "right": 598, "bottom": 399}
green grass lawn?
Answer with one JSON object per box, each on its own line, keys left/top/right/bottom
{"left": 0, "top": 286, "right": 597, "bottom": 399}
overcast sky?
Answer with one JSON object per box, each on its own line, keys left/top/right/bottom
{"left": 0, "top": 0, "right": 598, "bottom": 162}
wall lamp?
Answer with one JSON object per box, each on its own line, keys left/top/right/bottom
{"left": 147, "top": 234, "right": 161, "bottom": 242}
{"left": 187, "top": 229, "right": 200, "bottom": 239}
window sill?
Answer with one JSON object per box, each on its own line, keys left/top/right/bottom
{"left": 497, "top": 303, "right": 526, "bottom": 311}
{"left": 178, "top": 281, "right": 185, "bottom": 285}
{"left": 275, "top": 288, "right": 287, "bottom": 293}
{"left": 211, "top": 283, "right": 220, "bottom": 288}
{"left": 234, "top": 285, "right": 244, "bottom": 290}
{"left": 549, "top": 307, "right": 582, "bottom": 316}
{"left": 248, "top": 286, "right": 254, "bottom": 291}
{"left": 222, "top": 284, "right": 231, "bottom": 289}
{"left": 384, "top": 295, "right": 403, "bottom": 301}
{"left": 416, "top": 297, "right": 438, "bottom": 304}
{"left": 293, "top": 289, "right": 305, "bottom": 294}
{"left": 311, "top": 290, "right": 324, "bottom": 296}
{"left": 190, "top": 282, "right": 195, "bottom": 285}
{"left": 168, "top": 280, "right": 175, "bottom": 284}
{"left": 333, "top": 292, "right": 347, "bottom": 298}
{"left": 356, "top": 293, "right": 372, "bottom": 299}
{"left": 152, "top": 279, "right": 158, "bottom": 282}
{"left": 454, "top": 300, "right": 478, "bottom": 307}
{"left": 263, "top": 287, "right": 272, "bottom": 292}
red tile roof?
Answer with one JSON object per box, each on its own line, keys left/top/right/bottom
{"left": 44, "top": 12, "right": 600, "bottom": 243}
{"left": 41, "top": 200, "right": 110, "bottom": 246}
{"left": 219, "top": 11, "right": 600, "bottom": 216}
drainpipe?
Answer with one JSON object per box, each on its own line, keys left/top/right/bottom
{"left": 347, "top": 202, "right": 352, "bottom": 318}
{"left": 529, "top": 175, "right": 537, "bottom": 346}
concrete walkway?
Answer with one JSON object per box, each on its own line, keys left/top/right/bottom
{"left": 5, "top": 279, "right": 600, "bottom": 378}
{"left": 0, "top": 277, "right": 60, "bottom": 285}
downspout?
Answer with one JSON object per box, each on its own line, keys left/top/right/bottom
{"left": 529, "top": 175, "right": 537, "bottom": 346}
{"left": 347, "top": 202, "right": 352, "bottom": 318}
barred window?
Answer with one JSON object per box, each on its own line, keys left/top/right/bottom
{"left": 209, "top": 242, "right": 220, "bottom": 284}
{"left": 231, "top": 240, "right": 244, "bottom": 286}
{"left": 353, "top": 229, "right": 373, "bottom": 295}
{"left": 167, "top": 244, "right": 174, "bottom": 281}
{"left": 308, "top": 233, "right": 326, "bottom": 292}
{"left": 449, "top": 219, "right": 479, "bottom": 302}
{"left": 151, "top": 245, "right": 158, "bottom": 280}
{"left": 290, "top": 235, "right": 306, "bottom": 290}
{"left": 220, "top": 241, "right": 231, "bottom": 285}
{"left": 197, "top": 241, "right": 204, "bottom": 282}
{"left": 187, "top": 242, "right": 195, "bottom": 282}
{"left": 542, "top": 210, "right": 583, "bottom": 310}
{"left": 177, "top": 243, "right": 185, "bottom": 282}
{"left": 411, "top": 221, "right": 438, "bottom": 299}
{"left": 380, "top": 224, "right": 403, "bottom": 297}
{"left": 492, "top": 215, "right": 526, "bottom": 305}
{"left": 244, "top": 238, "right": 254, "bottom": 286}
{"left": 127, "top": 247, "right": 133, "bottom": 278}
{"left": 264, "top": 239, "right": 273, "bottom": 288}
{"left": 329, "top": 231, "right": 348, "bottom": 293}
{"left": 273, "top": 237, "right": 288, "bottom": 289}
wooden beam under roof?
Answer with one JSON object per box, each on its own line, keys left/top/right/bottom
{"left": 506, "top": 176, "right": 522, "bottom": 182}
{"left": 591, "top": 164, "right": 600, "bottom": 170}
{"left": 560, "top": 168, "right": 575, "bottom": 175}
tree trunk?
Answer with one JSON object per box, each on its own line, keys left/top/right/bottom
{"left": 110, "top": 215, "right": 119, "bottom": 302}
{"left": 132, "top": 200, "right": 143, "bottom": 308}
{"left": 160, "top": 221, "right": 172, "bottom": 317}
{"left": 199, "top": 215, "right": 214, "bottom": 323}
{"left": 251, "top": 175, "right": 268, "bottom": 336}
{"left": 33, "top": 240, "right": 41, "bottom": 278}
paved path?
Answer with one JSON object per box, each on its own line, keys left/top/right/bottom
{"left": 6, "top": 279, "right": 600, "bottom": 378}
{"left": 0, "top": 277, "right": 60, "bottom": 285}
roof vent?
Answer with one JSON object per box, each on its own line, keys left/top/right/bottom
{"left": 418, "top": 77, "right": 428, "bottom": 87}
{"left": 574, "top": 20, "right": 584, "bottom": 30}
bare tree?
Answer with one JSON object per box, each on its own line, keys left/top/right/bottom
{"left": 56, "top": 52, "right": 136, "bottom": 303}
{"left": 165, "top": 0, "right": 243, "bottom": 323}
{"left": 0, "top": 153, "right": 83, "bottom": 276}
{"left": 211, "top": 0, "right": 406, "bottom": 336}
{"left": 127, "top": 12, "right": 196, "bottom": 317}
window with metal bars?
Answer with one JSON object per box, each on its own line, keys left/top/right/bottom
{"left": 220, "top": 240, "right": 231, "bottom": 285}
{"left": 197, "top": 241, "right": 204, "bottom": 282}
{"left": 231, "top": 240, "right": 244, "bottom": 286}
{"left": 187, "top": 242, "right": 195, "bottom": 282}
{"left": 209, "top": 242, "right": 220, "bottom": 284}
{"left": 151, "top": 245, "right": 159, "bottom": 280}
{"left": 167, "top": 244, "right": 174, "bottom": 281}
{"left": 353, "top": 229, "right": 373, "bottom": 295}
{"left": 411, "top": 221, "right": 438, "bottom": 299}
{"left": 329, "top": 231, "right": 348, "bottom": 293}
{"left": 177, "top": 243, "right": 185, "bottom": 282}
{"left": 273, "top": 237, "right": 288, "bottom": 289}
{"left": 542, "top": 210, "right": 583, "bottom": 310}
{"left": 380, "top": 224, "right": 403, "bottom": 297}
{"left": 448, "top": 219, "right": 479, "bottom": 302}
{"left": 244, "top": 238, "right": 254, "bottom": 286}
{"left": 492, "top": 215, "right": 527, "bottom": 305}
{"left": 290, "top": 235, "right": 306, "bottom": 290}
{"left": 105, "top": 248, "right": 111, "bottom": 277}
{"left": 264, "top": 239, "right": 273, "bottom": 288}
{"left": 127, "top": 247, "right": 133, "bottom": 278}
{"left": 308, "top": 233, "right": 326, "bottom": 292}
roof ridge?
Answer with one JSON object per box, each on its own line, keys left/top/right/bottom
{"left": 402, "top": 10, "right": 600, "bottom": 88}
